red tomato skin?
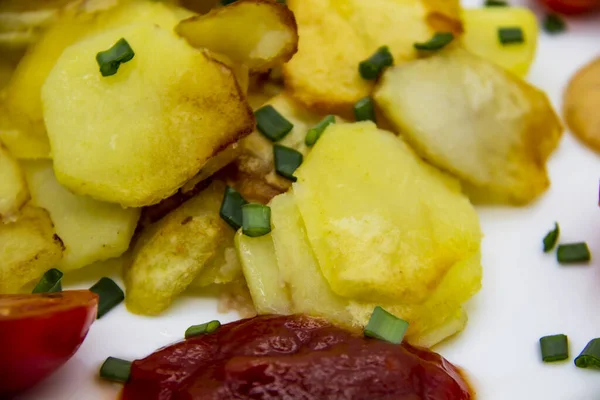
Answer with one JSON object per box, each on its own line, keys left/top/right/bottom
{"left": 538, "top": 0, "right": 600, "bottom": 14}
{"left": 0, "top": 291, "right": 98, "bottom": 398}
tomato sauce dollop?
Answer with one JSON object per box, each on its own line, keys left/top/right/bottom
{"left": 123, "top": 314, "right": 472, "bottom": 400}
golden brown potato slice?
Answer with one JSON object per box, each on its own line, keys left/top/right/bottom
{"left": 22, "top": 161, "right": 140, "bottom": 271}
{"left": 0, "top": 144, "right": 29, "bottom": 221}
{"left": 0, "top": 205, "right": 64, "bottom": 293}
{"left": 125, "top": 182, "right": 236, "bottom": 315}
{"left": 564, "top": 57, "right": 600, "bottom": 153}
{"left": 282, "top": 0, "right": 462, "bottom": 115}
{"left": 42, "top": 23, "right": 254, "bottom": 207}
{"left": 176, "top": 0, "right": 298, "bottom": 72}
{"left": 375, "top": 47, "right": 562, "bottom": 205}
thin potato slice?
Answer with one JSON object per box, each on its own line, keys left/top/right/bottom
{"left": 0, "top": 205, "right": 64, "bottom": 293}
{"left": 564, "top": 57, "right": 600, "bottom": 152}
{"left": 409, "top": 308, "right": 467, "bottom": 348}
{"left": 235, "top": 230, "right": 292, "bottom": 314}
{"left": 282, "top": 0, "right": 462, "bottom": 114}
{"left": 375, "top": 47, "right": 562, "bottom": 205}
{"left": 176, "top": 0, "right": 298, "bottom": 72}
{"left": 22, "top": 161, "right": 140, "bottom": 271}
{"left": 125, "top": 182, "right": 235, "bottom": 315}
{"left": 42, "top": 23, "right": 254, "bottom": 206}
{"left": 0, "top": 144, "right": 28, "bottom": 221}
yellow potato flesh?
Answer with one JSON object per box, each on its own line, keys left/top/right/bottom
{"left": 283, "top": 0, "right": 461, "bottom": 114}
{"left": 375, "top": 48, "right": 562, "bottom": 205}
{"left": 1, "top": 0, "right": 183, "bottom": 159}
{"left": 293, "top": 122, "right": 481, "bottom": 304}
{"left": 270, "top": 192, "right": 351, "bottom": 325}
{"left": 235, "top": 230, "right": 292, "bottom": 315}
{"left": 0, "top": 144, "right": 28, "bottom": 221}
{"left": 0, "top": 205, "right": 64, "bottom": 293}
{"left": 22, "top": 161, "right": 140, "bottom": 271}
{"left": 42, "top": 23, "right": 253, "bottom": 206}
{"left": 461, "top": 7, "right": 538, "bottom": 78}
{"left": 176, "top": 0, "right": 298, "bottom": 72}
{"left": 125, "top": 182, "right": 234, "bottom": 315}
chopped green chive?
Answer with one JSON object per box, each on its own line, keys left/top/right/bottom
{"left": 96, "top": 38, "right": 135, "bottom": 77}
{"left": 255, "top": 105, "right": 294, "bottom": 142}
{"left": 557, "top": 242, "right": 591, "bottom": 264}
{"left": 575, "top": 338, "right": 600, "bottom": 369}
{"left": 364, "top": 306, "right": 409, "bottom": 345}
{"left": 498, "top": 27, "right": 524, "bottom": 45}
{"left": 306, "top": 115, "right": 335, "bottom": 146}
{"left": 185, "top": 320, "right": 221, "bottom": 339}
{"left": 32, "top": 268, "right": 63, "bottom": 294}
{"left": 540, "top": 334, "right": 569, "bottom": 362}
{"left": 273, "top": 144, "right": 303, "bottom": 182}
{"left": 354, "top": 96, "right": 376, "bottom": 122}
{"left": 543, "top": 14, "right": 566, "bottom": 34}
{"left": 543, "top": 222, "right": 560, "bottom": 252}
{"left": 414, "top": 32, "right": 454, "bottom": 51}
{"left": 485, "top": 0, "right": 508, "bottom": 6}
{"left": 242, "top": 203, "right": 271, "bottom": 238}
{"left": 359, "top": 46, "right": 394, "bottom": 80}
{"left": 90, "top": 277, "right": 125, "bottom": 318}
{"left": 220, "top": 186, "right": 248, "bottom": 230}
{"left": 99, "top": 357, "right": 132, "bottom": 383}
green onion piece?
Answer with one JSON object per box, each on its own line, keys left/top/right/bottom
{"left": 354, "top": 96, "right": 376, "bottom": 122}
{"left": 543, "top": 14, "right": 566, "bottom": 34}
{"left": 255, "top": 105, "right": 294, "bottom": 142}
{"left": 414, "top": 32, "right": 454, "bottom": 51}
{"left": 96, "top": 38, "right": 135, "bottom": 77}
{"left": 220, "top": 0, "right": 238, "bottom": 4}
{"left": 364, "top": 306, "right": 409, "bottom": 345}
{"left": 540, "top": 334, "right": 569, "bottom": 362}
{"left": 99, "top": 357, "right": 132, "bottom": 383}
{"left": 242, "top": 203, "right": 271, "bottom": 238}
{"left": 305, "top": 115, "right": 335, "bottom": 146}
{"left": 273, "top": 144, "right": 303, "bottom": 182}
{"left": 32, "top": 268, "right": 63, "bottom": 294}
{"left": 557, "top": 242, "right": 591, "bottom": 264}
{"left": 542, "top": 222, "right": 560, "bottom": 252}
{"left": 185, "top": 320, "right": 221, "bottom": 339}
{"left": 485, "top": 0, "right": 508, "bottom": 6}
{"left": 220, "top": 186, "right": 248, "bottom": 230}
{"left": 359, "top": 46, "right": 394, "bottom": 80}
{"left": 498, "top": 27, "right": 524, "bottom": 45}
{"left": 575, "top": 338, "right": 600, "bottom": 369}
{"left": 90, "top": 277, "right": 125, "bottom": 318}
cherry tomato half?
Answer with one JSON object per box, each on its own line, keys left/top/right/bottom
{"left": 0, "top": 290, "right": 98, "bottom": 398}
{"left": 538, "top": 0, "right": 600, "bottom": 14}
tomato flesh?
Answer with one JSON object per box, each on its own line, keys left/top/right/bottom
{"left": 538, "top": 0, "right": 600, "bottom": 14}
{"left": 0, "top": 290, "right": 98, "bottom": 397}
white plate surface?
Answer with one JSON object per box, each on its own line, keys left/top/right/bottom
{"left": 16, "top": 1, "right": 600, "bottom": 399}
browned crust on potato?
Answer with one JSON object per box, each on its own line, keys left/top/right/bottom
{"left": 564, "top": 57, "right": 600, "bottom": 153}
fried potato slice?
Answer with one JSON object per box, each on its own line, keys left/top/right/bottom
{"left": 0, "top": 144, "right": 29, "bottom": 222}
{"left": 1, "top": 0, "right": 185, "bottom": 159}
{"left": 22, "top": 161, "right": 140, "bottom": 271}
{"left": 235, "top": 230, "right": 292, "bottom": 315}
{"left": 374, "top": 47, "right": 562, "bottom": 205}
{"left": 0, "top": 205, "right": 64, "bottom": 293}
{"left": 176, "top": 0, "right": 298, "bottom": 72}
{"left": 42, "top": 23, "right": 254, "bottom": 207}
{"left": 125, "top": 182, "right": 235, "bottom": 315}
{"left": 293, "top": 122, "right": 481, "bottom": 304}
{"left": 282, "top": 0, "right": 462, "bottom": 114}
{"left": 564, "top": 57, "right": 600, "bottom": 152}
{"left": 461, "top": 7, "right": 538, "bottom": 78}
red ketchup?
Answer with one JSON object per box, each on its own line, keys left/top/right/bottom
{"left": 123, "top": 314, "right": 473, "bottom": 400}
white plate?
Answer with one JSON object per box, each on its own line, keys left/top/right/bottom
{"left": 16, "top": 1, "right": 600, "bottom": 399}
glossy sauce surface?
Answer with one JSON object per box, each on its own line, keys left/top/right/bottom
{"left": 123, "top": 314, "right": 472, "bottom": 400}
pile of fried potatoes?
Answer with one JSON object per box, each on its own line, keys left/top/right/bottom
{"left": 0, "top": 0, "right": 563, "bottom": 347}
